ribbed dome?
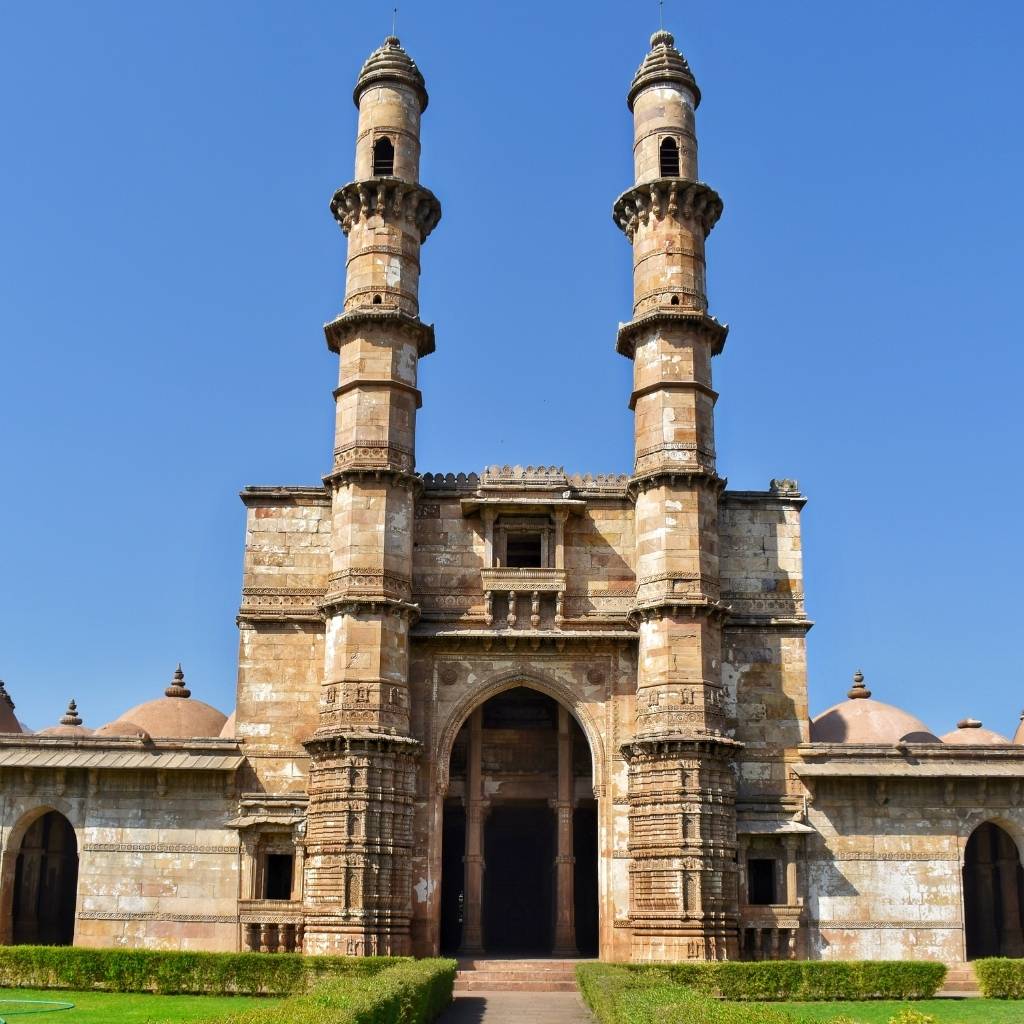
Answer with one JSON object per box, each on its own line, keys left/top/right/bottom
{"left": 37, "top": 699, "right": 93, "bottom": 737}
{"left": 354, "top": 36, "right": 428, "bottom": 111}
{"left": 628, "top": 29, "right": 701, "bottom": 111}
{"left": 941, "top": 718, "right": 1011, "bottom": 745}
{"left": 103, "top": 666, "right": 226, "bottom": 740}
{"left": 0, "top": 680, "right": 22, "bottom": 734}
{"left": 810, "top": 671, "right": 940, "bottom": 744}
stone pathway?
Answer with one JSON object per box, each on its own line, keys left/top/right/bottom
{"left": 438, "top": 990, "right": 594, "bottom": 1023}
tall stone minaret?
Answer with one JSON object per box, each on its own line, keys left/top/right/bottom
{"left": 614, "top": 30, "right": 742, "bottom": 962}
{"left": 302, "top": 35, "right": 440, "bottom": 957}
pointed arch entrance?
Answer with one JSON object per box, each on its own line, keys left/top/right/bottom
{"left": 11, "top": 811, "right": 79, "bottom": 946}
{"left": 964, "top": 821, "right": 1024, "bottom": 959}
{"left": 439, "top": 686, "right": 599, "bottom": 957}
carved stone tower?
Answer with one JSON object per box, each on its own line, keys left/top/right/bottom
{"left": 302, "top": 36, "right": 441, "bottom": 956}
{"left": 614, "top": 30, "right": 741, "bottom": 961}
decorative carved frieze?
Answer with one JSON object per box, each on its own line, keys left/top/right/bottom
{"left": 78, "top": 911, "right": 238, "bottom": 923}
{"left": 82, "top": 843, "right": 237, "bottom": 855}
{"left": 333, "top": 440, "right": 416, "bottom": 475}
{"left": 330, "top": 178, "right": 441, "bottom": 243}
{"left": 612, "top": 178, "right": 723, "bottom": 242}
{"left": 239, "top": 586, "right": 326, "bottom": 623}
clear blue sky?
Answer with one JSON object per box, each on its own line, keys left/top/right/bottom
{"left": 1, "top": 2, "right": 1022, "bottom": 736}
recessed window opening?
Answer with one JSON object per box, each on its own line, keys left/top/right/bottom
{"left": 506, "top": 532, "right": 543, "bottom": 568}
{"left": 372, "top": 294, "right": 382, "bottom": 304}
{"left": 660, "top": 137, "right": 680, "bottom": 177}
{"left": 748, "top": 858, "right": 777, "bottom": 905}
{"left": 373, "top": 136, "right": 395, "bottom": 176}
{"left": 264, "top": 853, "right": 294, "bottom": 901}
{"left": 670, "top": 295, "right": 680, "bottom": 305}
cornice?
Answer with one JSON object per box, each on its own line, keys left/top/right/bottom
{"left": 612, "top": 178, "right": 722, "bottom": 242}
{"left": 626, "top": 470, "right": 726, "bottom": 502}
{"left": 240, "top": 486, "right": 330, "bottom": 508}
{"left": 323, "top": 308, "right": 435, "bottom": 357}
{"left": 616, "top": 309, "right": 728, "bottom": 359}
{"left": 333, "top": 377, "right": 423, "bottom": 409}
{"left": 628, "top": 379, "right": 718, "bottom": 411}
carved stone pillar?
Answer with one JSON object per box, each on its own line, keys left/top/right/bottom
{"left": 460, "top": 709, "right": 487, "bottom": 954}
{"left": 784, "top": 837, "right": 799, "bottom": 905}
{"left": 552, "top": 705, "right": 578, "bottom": 956}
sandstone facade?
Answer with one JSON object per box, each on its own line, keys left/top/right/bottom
{"left": 1, "top": 29, "right": 1022, "bottom": 967}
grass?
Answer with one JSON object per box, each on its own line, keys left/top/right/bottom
{"left": 755, "top": 1000, "right": 1024, "bottom": 1023}
{"left": 0, "top": 987, "right": 278, "bottom": 1024}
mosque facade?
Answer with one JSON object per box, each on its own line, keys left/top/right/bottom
{"left": 2, "top": 30, "right": 1022, "bottom": 967}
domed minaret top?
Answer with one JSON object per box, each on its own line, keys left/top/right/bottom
{"left": 628, "top": 29, "right": 700, "bottom": 110}
{"left": 354, "top": 36, "right": 428, "bottom": 111}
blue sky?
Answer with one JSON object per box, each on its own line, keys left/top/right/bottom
{"left": 1, "top": 2, "right": 1021, "bottom": 736}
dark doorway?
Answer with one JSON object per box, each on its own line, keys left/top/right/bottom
{"left": 263, "top": 854, "right": 294, "bottom": 900}
{"left": 13, "top": 811, "right": 78, "bottom": 946}
{"left": 574, "top": 803, "right": 599, "bottom": 956}
{"left": 440, "top": 801, "right": 466, "bottom": 954}
{"left": 484, "top": 804, "right": 555, "bottom": 953}
{"left": 748, "top": 859, "right": 777, "bottom": 906}
{"left": 964, "top": 822, "right": 1024, "bottom": 959}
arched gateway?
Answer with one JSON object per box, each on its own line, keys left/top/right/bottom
{"left": 440, "top": 687, "right": 598, "bottom": 956}
{"left": 10, "top": 811, "right": 79, "bottom": 946}
{"left": 964, "top": 821, "right": 1024, "bottom": 959}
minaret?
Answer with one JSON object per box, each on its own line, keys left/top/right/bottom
{"left": 614, "top": 30, "right": 742, "bottom": 962}
{"left": 302, "top": 35, "right": 440, "bottom": 957}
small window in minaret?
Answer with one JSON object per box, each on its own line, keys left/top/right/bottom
{"left": 263, "top": 853, "right": 294, "bottom": 901}
{"left": 373, "top": 136, "right": 395, "bottom": 176}
{"left": 660, "top": 137, "right": 680, "bottom": 177}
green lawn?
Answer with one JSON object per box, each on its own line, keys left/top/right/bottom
{"left": 0, "top": 988, "right": 278, "bottom": 1024}
{"left": 755, "top": 1000, "right": 1024, "bottom": 1023}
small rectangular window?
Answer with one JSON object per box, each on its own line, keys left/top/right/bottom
{"left": 748, "top": 858, "right": 777, "bottom": 905}
{"left": 506, "top": 532, "right": 543, "bottom": 568}
{"left": 264, "top": 853, "right": 294, "bottom": 901}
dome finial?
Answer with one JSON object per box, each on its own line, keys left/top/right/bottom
{"left": 60, "top": 699, "right": 83, "bottom": 727}
{"left": 957, "top": 718, "right": 983, "bottom": 730}
{"left": 629, "top": 22, "right": 700, "bottom": 110}
{"left": 848, "top": 669, "right": 871, "bottom": 700}
{"left": 165, "top": 664, "right": 192, "bottom": 699}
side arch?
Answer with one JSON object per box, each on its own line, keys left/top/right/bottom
{"left": 435, "top": 669, "right": 607, "bottom": 796}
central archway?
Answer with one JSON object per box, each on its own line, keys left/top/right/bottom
{"left": 964, "top": 821, "right": 1024, "bottom": 959}
{"left": 440, "top": 686, "right": 598, "bottom": 957}
{"left": 11, "top": 811, "right": 79, "bottom": 946}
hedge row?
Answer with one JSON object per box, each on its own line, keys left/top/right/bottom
{"left": 0, "top": 946, "right": 396, "bottom": 995}
{"left": 577, "top": 961, "right": 949, "bottom": 1024}
{"left": 615, "top": 959, "right": 947, "bottom": 1001}
{"left": 197, "top": 958, "right": 457, "bottom": 1024}
{"left": 974, "top": 957, "right": 1024, "bottom": 998}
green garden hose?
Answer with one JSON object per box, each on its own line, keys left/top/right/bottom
{"left": 0, "top": 1000, "right": 74, "bottom": 1022}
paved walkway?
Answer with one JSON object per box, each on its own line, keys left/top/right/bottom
{"left": 438, "top": 991, "right": 594, "bottom": 1023}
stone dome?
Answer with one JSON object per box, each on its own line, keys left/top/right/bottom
{"left": 1011, "top": 713, "right": 1024, "bottom": 745}
{"left": 354, "top": 36, "right": 428, "bottom": 111}
{"left": 628, "top": 29, "right": 701, "bottom": 111}
{"left": 940, "top": 718, "right": 1012, "bottom": 745}
{"left": 37, "top": 699, "right": 93, "bottom": 737}
{"left": 93, "top": 719, "right": 150, "bottom": 740}
{"left": 0, "top": 680, "right": 23, "bottom": 734}
{"left": 219, "top": 710, "right": 236, "bottom": 739}
{"left": 106, "top": 665, "right": 226, "bottom": 740}
{"left": 810, "top": 671, "right": 940, "bottom": 744}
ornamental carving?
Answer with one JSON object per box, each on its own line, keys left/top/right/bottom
{"left": 330, "top": 179, "right": 441, "bottom": 243}
{"left": 612, "top": 178, "right": 723, "bottom": 242}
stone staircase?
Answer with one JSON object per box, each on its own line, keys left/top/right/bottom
{"left": 454, "top": 958, "right": 585, "bottom": 992}
{"left": 939, "top": 962, "right": 980, "bottom": 998}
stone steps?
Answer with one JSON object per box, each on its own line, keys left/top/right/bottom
{"left": 938, "top": 962, "right": 980, "bottom": 998}
{"left": 454, "top": 958, "right": 585, "bottom": 993}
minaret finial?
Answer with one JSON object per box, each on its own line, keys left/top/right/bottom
{"left": 392, "top": 6, "right": 398, "bottom": 38}
{"left": 659, "top": 0, "right": 664, "bottom": 29}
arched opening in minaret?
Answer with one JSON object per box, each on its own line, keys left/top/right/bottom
{"left": 373, "top": 136, "right": 395, "bottom": 176}
{"left": 10, "top": 811, "right": 79, "bottom": 946}
{"left": 660, "top": 136, "right": 680, "bottom": 177}
{"left": 440, "top": 687, "right": 598, "bottom": 957}
{"left": 964, "top": 821, "right": 1024, "bottom": 959}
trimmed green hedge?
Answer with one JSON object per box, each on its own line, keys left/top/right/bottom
{"left": 577, "top": 961, "right": 948, "bottom": 1024}
{"left": 974, "top": 957, "right": 1024, "bottom": 998}
{"left": 197, "top": 958, "right": 457, "bottom": 1024}
{"left": 609, "top": 959, "right": 946, "bottom": 1001}
{"left": 0, "top": 946, "right": 396, "bottom": 995}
